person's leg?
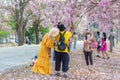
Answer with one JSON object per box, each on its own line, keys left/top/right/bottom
{"left": 89, "top": 52, "right": 93, "bottom": 65}
{"left": 74, "top": 40, "right": 76, "bottom": 49}
{"left": 97, "top": 49, "right": 101, "bottom": 57}
{"left": 55, "top": 52, "right": 62, "bottom": 75}
{"left": 104, "top": 51, "right": 110, "bottom": 59}
{"left": 62, "top": 53, "right": 69, "bottom": 72}
{"left": 88, "top": 51, "right": 94, "bottom": 70}
{"left": 101, "top": 51, "right": 105, "bottom": 59}
{"left": 113, "top": 40, "right": 115, "bottom": 47}
{"left": 62, "top": 53, "right": 69, "bottom": 77}
{"left": 84, "top": 52, "right": 89, "bottom": 66}
{"left": 97, "top": 46, "right": 99, "bottom": 57}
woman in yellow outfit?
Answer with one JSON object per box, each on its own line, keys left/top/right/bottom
{"left": 32, "top": 28, "right": 59, "bottom": 75}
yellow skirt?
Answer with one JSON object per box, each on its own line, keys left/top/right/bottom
{"left": 32, "top": 33, "right": 54, "bottom": 75}
{"left": 32, "top": 45, "right": 51, "bottom": 74}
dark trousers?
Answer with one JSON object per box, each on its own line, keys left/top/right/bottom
{"left": 84, "top": 51, "right": 93, "bottom": 65}
{"left": 55, "top": 51, "right": 69, "bottom": 72}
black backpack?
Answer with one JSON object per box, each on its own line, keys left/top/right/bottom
{"left": 58, "top": 31, "right": 66, "bottom": 51}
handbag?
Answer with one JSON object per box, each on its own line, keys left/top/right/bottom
{"left": 90, "top": 42, "right": 97, "bottom": 48}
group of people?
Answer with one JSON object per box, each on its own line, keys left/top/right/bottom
{"left": 83, "top": 31, "right": 110, "bottom": 70}
{"left": 32, "top": 22, "right": 71, "bottom": 77}
{"left": 31, "top": 22, "right": 110, "bottom": 77}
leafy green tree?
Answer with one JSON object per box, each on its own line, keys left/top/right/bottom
{"left": 39, "top": 24, "right": 50, "bottom": 35}
{"left": 5, "top": 16, "right": 16, "bottom": 30}
{"left": 2, "top": 0, "right": 31, "bottom": 46}
{"left": 25, "top": 27, "right": 35, "bottom": 44}
{"left": 0, "top": 30, "right": 12, "bottom": 43}
{"left": 25, "top": 25, "right": 49, "bottom": 44}
{"left": 0, "top": 30, "right": 11, "bottom": 38}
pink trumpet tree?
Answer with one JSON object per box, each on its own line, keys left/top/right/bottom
{"left": 29, "top": 0, "right": 49, "bottom": 44}
{"left": 42, "top": 0, "right": 83, "bottom": 32}
{"left": 86, "top": 0, "right": 120, "bottom": 52}
{"left": 86, "top": 0, "right": 120, "bottom": 31}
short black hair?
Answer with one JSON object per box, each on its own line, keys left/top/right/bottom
{"left": 57, "top": 22, "right": 65, "bottom": 31}
{"left": 97, "top": 31, "right": 100, "bottom": 35}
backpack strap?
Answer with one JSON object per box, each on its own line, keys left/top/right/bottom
{"left": 59, "top": 31, "right": 66, "bottom": 36}
{"left": 63, "top": 31, "right": 66, "bottom": 36}
{"left": 59, "top": 32, "right": 62, "bottom": 36}
{"left": 62, "top": 31, "right": 68, "bottom": 47}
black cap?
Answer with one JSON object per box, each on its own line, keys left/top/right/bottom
{"left": 57, "top": 22, "right": 65, "bottom": 31}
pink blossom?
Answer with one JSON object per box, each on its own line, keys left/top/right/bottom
{"left": 98, "top": 0, "right": 110, "bottom": 7}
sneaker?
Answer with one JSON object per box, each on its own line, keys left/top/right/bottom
{"left": 63, "top": 73, "right": 68, "bottom": 78}
{"left": 55, "top": 73, "right": 61, "bottom": 76}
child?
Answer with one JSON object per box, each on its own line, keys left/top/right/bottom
{"left": 31, "top": 55, "right": 37, "bottom": 67}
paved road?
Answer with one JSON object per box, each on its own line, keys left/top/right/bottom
{"left": 0, "top": 41, "right": 83, "bottom": 72}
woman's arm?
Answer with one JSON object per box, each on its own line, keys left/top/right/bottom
{"left": 47, "top": 48, "right": 51, "bottom": 57}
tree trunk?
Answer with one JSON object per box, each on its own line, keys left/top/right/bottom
{"left": 33, "top": 21, "right": 40, "bottom": 44}
{"left": 22, "top": 30, "right": 25, "bottom": 44}
{"left": 110, "top": 28, "right": 113, "bottom": 52}
{"left": 17, "top": 28, "right": 24, "bottom": 46}
{"left": 35, "top": 27, "right": 39, "bottom": 44}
